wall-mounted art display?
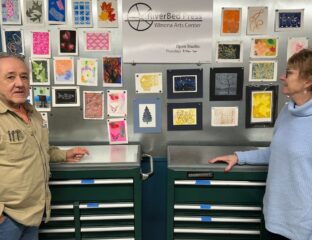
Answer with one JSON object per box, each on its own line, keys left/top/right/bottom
{"left": 1, "top": 0, "right": 21, "bottom": 25}
{"left": 275, "top": 9, "right": 304, "bottom": 31}
{"left": 221, "top": 8, "right": 241, "bottom": 36}
{"left": 167, "top": 102, "right": 202, "bottom": 131}
{"left": 210, "top": 67, "right": 244, "bottom": 101}
{"left": 247, "top": 6, "right": 268, "bottom": 35}
{"left": 250, "top": 37, "right": 278, "bottom": 58}
{"left": 133, "top": 98, "right": 162, "bottom": 133}
{"left": 107, "top": 118, "right": 128, "bottom": 144}
{"left": 83, "top": 91, "right": 104, "bottom": 120}
{"left": 84, "top": 30, "right": 110, "bottom": 51}
{"left": 33, "top": 86, "right": 51, "bottom": 112}
{"left": 245, "top": 85, "right": 278, "bottom": 128}
{"left": 77, "top": 58, "right": 98, "bottom": 86}
{"left": 249, "top": 60, "right": 278, "bottom": 82}
{"left": 167, "top": 68, "right": 203, "bottom": 99}
{"left": 58, "top": 29, "right": 78, "bottom": 55}
{"left": 97, "top": 0, "right": 118, "bottom": 28}
{"left": 53, "top": 57, "right": 75, "bottom": 85}
{"left": 2, "top": 28, "right": 24, "bottom": 54}
{"left": 72, "top": 0, "right": 93, "bottom": 27}
{"left": 211, "top": 107, "right": 239, "bottom": 127}
{"left": 135, "top": 72, "right": 163, "bottom": 94}
{"left": 30, "top": 58, "right": 50, "bottom": 85}
{"left": 107, "top": 90, "right": 127, "bottom": 117}
{"left": 52, "top": 86, "right": 80, "bottom": 107}
{"left": 47, "top": 0, "right": 66, "bottom": 24}
{"left": 23, "top": 0, "right": 45, "bottom": 26}
{"left": 31, "top": 31, "right": 51, "bottom": 58}
{"left": 287, "top": 37, "right": 308, "bottom": 60}
{"left": 103, "top": 56, "right": 122, "bottom": 87}
{"left": 216, "top": 41, "right": 243, "bottom": 63}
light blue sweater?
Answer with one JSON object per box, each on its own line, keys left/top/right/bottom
{"left": 236, "top": 99, "right": 312, "bottom": 240}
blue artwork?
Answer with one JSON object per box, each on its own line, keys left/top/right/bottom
{"left": 73, "top": 0, "right": 91, "bottom": 26}
{"left": 173, "top": 75, "right": 197, "bottom": 92}
{"left": 4, "top": 30, "right": 23, "bottom": 54}
{"left": 48, "top": 0, "right": 66, "bottom": 23}
{"left": 278, "top": 11, "right": 302, "bottom": 29}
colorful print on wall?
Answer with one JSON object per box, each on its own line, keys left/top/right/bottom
{"left": 103, "top": 56, "right": 122, "bottom": 87}
{"left": 107, "top": 90, "right": 127, "bottom": 117}
{"left": 211, "top": 107, "right": 239, "bottom": 127}
{"left": 84, "top": 31, "right": 110, "bottom": 51}
{"left": 287, "top": 37, "right": 308, "bottom": 60}
{"left": 53, "top": 57, "right": 75, "bottom": 84}
{"left": 135, "top": 72, "right": 163, "bottom": 93}
{"left": 33, "top": 86, "right": 51, "bottom": 112}
{"left": 250, "top": 37, "right": 278, "bottom": 58}
{"left": 247, "top": 6, "right": 268, "bottom": 35}
{"left": 2, "top": 28, "right": 24, "bottom": 54}
{"left": 221, "top": 8, "right": 241, "bottom": 35}
{"left": 52, "top": 86, "right": 80, "bottom": 107}
{"left": 77, "top": 58, "right": 98, "bottom": 86}
{"left": 31, "top": 31, "right": 51, "bottom": 58}
{"left": 216, "top": 41, "right": 243, "bottom": 63}
{"left": 58, "top": 29, "right": 78, "bottom": 55}
{"left": 107, "top": 118, "right": 128, "bottom": 144}
{"left": 1, "top": 0, "right": 21, "bottom": 24}
{"left": 83, "top": 91, "right": 104, "bottom": 120}
{"left": 23, "top": 0, "right": 44, "bottom": 26}
{"left": 97, "top": 0, "right": 118, "bottom": 28}
{"left": 47, "top": 0, "right": 66, "bottom": 24}
{"left": 30, "top": 58, "right": 50, "bottom": 85}
{"left": 275, "top": 9, "right": 304, "bottom": 31}
{"left": 72, "top": 0, "right": 93, "bottom": 27}
{"left": 249, "top": 61, "right": 278, "bottom": 82}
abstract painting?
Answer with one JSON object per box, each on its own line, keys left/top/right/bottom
{"left": 216, "top": 41, "right": 243, "bottom": 63}
{"left": 249, "top": 61, "right": 278, "bottom": 82}
{"left": 103, "top": 56, "right": 122, "bottom": 87}
{"left": 221, "top": 8, "right": 241, "bottom": 35}
{"left": 1, "top": 0, "right": 21, "bottom": 24}
{"left": 107, "top": 118, "right": 128, "bottom": 144}
{"left": 72, "top": 0, "right": 93, "bottom": 27}
{"left": 58, "top": 29, "right": 78, "bottom": 55}
{"left": 287, "top": 37, "right": 308, "bottom": 60}
{"left": 47, "top": 0, "right": 66, "bottom": 24}
{"left": 211, "top": 107, "right": 239, "bottom": 127}
{"left": 77, "top": 58, "right": 98, "bottom": 86}
{"left": 84, "top": 31, "right": 110, "bottom": 51}
{"left": 83, "top": 91, "right": 104, "bottom": 120}
{"left": 30, "top": 59, "right": 50, "bottom": 85}
{"left": 250, "top": 37, "right": 278, "bottom": 58}
{"left": 135, "top": 72, "right": 163, "bottom": 93}
{"left": 97, "top": 0, "right": 118, "bottom": 28}
{"left": 107, "top": 90, "right": 127, "bottom": 117}
{"left": 275, "top": 9, "right": 304, "bottom": 31}
{"left": 52, "top": 86, "right": 80, "bottom": 107}
{"left": 31, "top": 31, "right": 50, "bottom": 58}
{"left": 247, "top": 6, "right": 268, "bottom": 35}
{"left": 53, "top": 57, "right": 75, "bottom": 84}
{"left": 23, "top": 0, "right": 44, "bottom": 25}
{"left": 2, "top": 29, "right": 24, "bottom": 54}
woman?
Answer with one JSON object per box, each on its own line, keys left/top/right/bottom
{"left": 208, "top": 48, "right": 312, "bottom": 240}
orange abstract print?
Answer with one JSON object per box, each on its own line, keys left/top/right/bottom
{"left": 222, "top": 9, "right": 241, "bottom": 34}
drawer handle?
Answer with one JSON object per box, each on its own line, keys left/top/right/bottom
{"left": 175, "top": 180, "right": 266, "bottom": 186}
{"left": 49, "top": 179, "right": 133, "bottom": 185}
{"left": 174, "top": 216, "right": 261, "bottom": 223}
{"left": 174, "top": 204, "right": 261, "bottom": 211}
{"left": 174, "top": 228, "right": 260, "bottom": 235}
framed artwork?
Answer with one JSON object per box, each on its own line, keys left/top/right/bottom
{"left": 83, "top": 91, "right": 104, "bottom": 120}
{"left": 250, "top": 37, "right": 278, "bottom": 58}
{"left": 72, "top": 0, "right": 93, "bottom": 27}
{"left": 167, "top": 102, "right": 202, "bottom": 131}
{"left": 245, "top": 85, "right": 278, "bottom": 128}
{"left": 167, "top": 68, "right": 203, "bottom": 99}
{"left": 133, "top": 98, "right": 162, "bottom": 133}
{"left": 84, "top": 31, "right": 110, "bottom": 51}
{"left": 211, "top": 107, "right": 239, "bottom": 127}
{"left": 249, "top": 61, "right": 278, "bottom": 82}
{"left": 58, "top": 29, "right": 78, "bottom": 55}
{"left": 107, "top": 118, "right": 128, "bottom": 144}
{"left": 31, "top": 31, "right": 51, "bottom": 58}
{"left": 135, "top": 72, "right": 163, "bottom": 93}
{"left": 216, "top": 41, "right": 243, "bottom": 63}
{"left": 23, "top": 0, "right": 45, "bottom": 26}
{"left": 33, "top": 86, "right": 51, "bottom": 112}
{"left": 221, "top": 8, "right": 241, "bottom": 36}
{"left": 47, "top": 0, "right": 66, "bottom": 24}
{"left": 29, "top": 58, "right": 50, "bottom": 85}
{"left": 210, "top": 67, "right": 244, "bottom": 101}
{"left": 97, "top": 0, "right": 118, "bottom": 28}
{"left": 107, "top": 90, "right": 127, "bottom": 117}
{"left": 103, "top": 56, "right": 122, "bottom": 87}
{"left": 52, "top": 86, "right": 80, "bottom": 107}
{"left": 287, "top": 37, "right": 308, "bottom": 60}
{"left": 77, "top": 58, "right": 98, "bottom": 86}
{"left": 1, "top": 0, "right": 21, "bottom": 24}
{"left": 53, "top": 57, "right": 75, "bottom": 85}
{"left": 275, "top": 9, "right": 304, "bottom": 32}
{"left": 2, "top": 29, "right": 24, "bottom": 54}
{"left": 247, "top": 6, "right": 268, "bottom": 35}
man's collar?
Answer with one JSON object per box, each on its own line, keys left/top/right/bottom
{"left": 0, "top": 100, "right": 34, "bottom": 114}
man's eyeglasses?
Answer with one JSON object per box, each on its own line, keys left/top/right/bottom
{"left": 0, "top": 52, "right": 25, "bottom": 60}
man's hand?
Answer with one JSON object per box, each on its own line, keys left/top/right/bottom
{"left": 0, "top": 214, "right": 6, "bottom": 224}
{"left": 66, "top": 147, "right": 89, "bottom": 162}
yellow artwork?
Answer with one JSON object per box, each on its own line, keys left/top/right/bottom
{"left": 173, "top": 108, "right": 197, "bottom": 125}
{"left": 251, "top": 91, "right": 272, "bottom": 122}
{"left": 135, "top": 72, "right": 163, "bottom": 93}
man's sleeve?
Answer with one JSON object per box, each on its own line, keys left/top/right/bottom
{"left": 49, "top": 146, "right": 66, "bottom": 162}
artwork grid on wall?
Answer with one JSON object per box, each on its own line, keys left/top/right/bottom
{"left": 250, "top": 37, "right": 279, "bottom": 58}
{"left": 210, "top": 67, "right": 244, "bottom": 101}
{"left": 221, "top": 7, "right": 242, "bottom": 36}
{"left": 275, "top": 9, "right": 304, "bottom": 32}
{"left": 167, "top": 68, "right": 203, "bottom": 99}
{"left": 135, "top": 72, "right": 163, "bottom": 93}
{"left": 77, "top": 58, "right": 98, "bottom": 86}
{"left": 2, "top": 28, "right": 24, "bottom": 54}
{"left": 167, "top": 102, "right": 202, "bottom": 131}
{"left": 52, "top": 86, "right": 80, "bottom": 107}
{"left": 29, "top": 58, "right": 50, "bottom": 85}
{"left": 84, "top": 30, "right": 111, "bottom": 51}
{"left": 246, "top": 6, "right": 268, "bottom": 35}
{"left": 83, "top": 91, "right": 104, "bottom": 120}
{"left": 211, "top": 106, "right": 239, "bottom": 127}
{"left": 107, "top": 118, "right": 128, "bottom": 144}
{"left": 72, "top": 0, "right": 93, "bottom": 27}
{"left": 31, "top": 31, "right": 51, "bottom": 58}
{"left": 216, "top": 40, "right": 243, "bottom": 63}
{"left": 286, "top": 37, "right": 309, "bottom": 61}
{"left": 249, "top": 60, "right": 278, "bottom": 82}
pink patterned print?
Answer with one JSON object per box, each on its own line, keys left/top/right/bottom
{"left": 5, "top": 0, "right": 14, "bottom": 18}
{"left": 32, "top": 32, "right": 50, "bottom": 55}
{"left": 86, "top": 32, "right": 110, "bottom": 51}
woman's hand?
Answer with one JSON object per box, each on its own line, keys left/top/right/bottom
{"left": 208, "top": 154, "right": 238, "bottom": 172}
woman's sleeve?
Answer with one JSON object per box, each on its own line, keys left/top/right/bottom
{"left": 235, "top": 147, "right": 270, "bottom": 165}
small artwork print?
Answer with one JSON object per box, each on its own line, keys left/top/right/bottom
{"left": 275, "top": 9, "right": 304, "bottom": 31}
{"left": 97, "top": 0, "right": 118, "bottom": 28}
{"left": 135, "top": 72, "right": 163, "bottom": 93}
{"left": 2, "top": 29, "right": 24, "bottom": 54}
{"left": 1, "top": 0, "right": 21, "bottom": 24}
{"left": 107, "top": 90, "right": 127, "bottom": 117}
{"left": 221, "top": 8, "right": 241, "bottom": 35}
{"left": 211, "top": 107, "right": 239, "bottom": 127}
{"left": 77, "top": 58, "right": 98, "bottom": 86}
{"left": 85, "top": 31, "right": 110, "bottom": 51}
{"left": 30, "top": 59, "right": 50, "bottom": 85}
{"left": 83, "top": 91, "right": 104, "bottom": 120}
{"left": 31, "top": 31, "right": 50, "bottom": 58}
{"left": 287, "top": 37, "right": 308, "bottom": 60}
{"left": 216, "top": 41, "right": 243, "bottom": 63}
{"left": 40, "top": 112, "right": 49, "bottom": 128}
{"left": 72, "top": 0, "right": 93, "bottom": 27}
{"left": 52, "top": 86, "right": 80, "bottom": 107}
{"left": 107, "top": 118, "right": 128, "bottom": 144}
{"left": 103, "top": 56, "right": 122, "bottom": 87}
{"left": 23, "top": 0, "right": 44, "bottom": 26}
{"left": 250, "top": 37, "right": 278, "bottom": 58}
{"left": 33, "top": 86, "right": 51, "bottom": 112}
{"left": 58, "top": 29, "right": 78, "bottom": 55}
{"left": 249, "top": 61, "right": 277, "bottom": 82}
{"left": 247, "top": 7, "right": 268, "bottom": 35}
{"left": 53, "top": 57, "right": 75, "bottom": 84}
{"left": 48, "top": 0, "right": 66, "bottom": 24}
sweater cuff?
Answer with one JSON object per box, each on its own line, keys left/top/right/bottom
{"left": 235, "top": 151, "right": 247, "bottom": 165}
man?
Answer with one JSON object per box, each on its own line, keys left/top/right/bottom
{"left": 0, "top": 53, "right": 89, "bottom": 240}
